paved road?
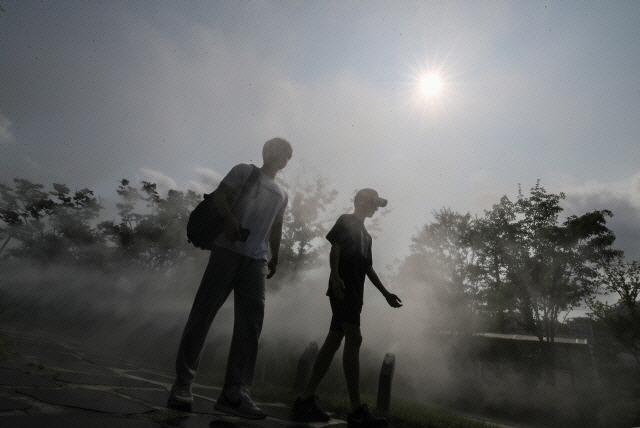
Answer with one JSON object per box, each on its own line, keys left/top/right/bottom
{"left": 0, "top": 328, "right": 346, "bottom": 428}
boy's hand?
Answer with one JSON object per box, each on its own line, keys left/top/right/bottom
{"left": 267, "top": 258, "right": 277, "bottom": 279}
{"left": 330, "top": 274, "right": 345, "bottom": 300}
{"left": 385, "top": 293, "right": 403, "bottom": 308}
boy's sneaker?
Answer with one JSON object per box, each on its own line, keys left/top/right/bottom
{"left": 347, "top": 403, "right": 388, "bottom": 427}
{"left": 214, "top": 388, "right": 266, "bottom": 419}
{"left": 291, "top": 395, "right": 331, "bottom": 422}
{"left": 167, "top": 384, "right": 193, "bottom": 411}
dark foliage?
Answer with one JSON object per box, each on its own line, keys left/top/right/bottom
{"left": 400, "top": 181, "right": 623, "bottom": 342}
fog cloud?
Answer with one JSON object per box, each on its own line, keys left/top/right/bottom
{"left": 137, "top": 167, "right": 179, "bottom": 196}
{"left": 561, "top": 171, "right": 640, "bottom": 260}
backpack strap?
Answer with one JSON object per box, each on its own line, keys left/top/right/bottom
{"left": 243, "top": 164, "right": 261, "bottom": 197}
{"left": 225, "top": 164, "right": 261, "bottom": 209}
{"left": 204, "top": 164, "right": 260, "bottom": 202}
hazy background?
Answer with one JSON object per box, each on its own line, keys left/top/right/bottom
{"left": 2, "top": 3, "right": 639, "bottom": 424}
{"left": 2, "top": 1, "right": 639, "bottom": 268}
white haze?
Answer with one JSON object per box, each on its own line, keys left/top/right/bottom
{"left": 0, "top": 254, "right": 453, "bottom": 403}
{"left": 2, "top": 2, "right": 639, "bottom": 422}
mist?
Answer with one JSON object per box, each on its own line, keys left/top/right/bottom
{"left": 2, "top": 2, "right": 640, "bottom": 426}
{"left": 0, "top": 244, "right": 443, "bottom": 392}
{"left": 2, "top": 166, "right": 640, "bottom": 428}
{"left": 0, "top": 214, "right": 622, "bottom": 427}
{"left": 1, "top": 168, "right": 639, "bottom": 428}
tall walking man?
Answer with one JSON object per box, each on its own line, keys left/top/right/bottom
{"left": 168, "top": 138, "right": 292, "bottom": 419}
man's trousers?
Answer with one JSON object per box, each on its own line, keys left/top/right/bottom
{"left": 175, "top": 246, "right": 267, "bottom": 388}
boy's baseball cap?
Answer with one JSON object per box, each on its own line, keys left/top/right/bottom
{"left": 355, "top": 188, "right": 388, "bottom": 207}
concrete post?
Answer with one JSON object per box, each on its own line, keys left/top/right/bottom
{"left": 293, "top": 341, "right": 318, "bottom": 392}
{"left": 376, "top": 353, "right": 395, "bottom": 411}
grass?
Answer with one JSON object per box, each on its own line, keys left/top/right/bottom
{"left": 192, "top": 344, "right": 499, "bottom": 428}
{"left": 386, "top": 400, "right": 498, "bottom": 428}
{"left": 249, "top": 382, "right": 499, "bottom": 428}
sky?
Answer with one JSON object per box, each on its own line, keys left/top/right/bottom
{"left": 2, "top": 1, "right": 640, "bottom": 268}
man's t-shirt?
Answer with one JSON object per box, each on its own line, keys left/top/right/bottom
{"left": 214, "top": 163, "right": 288, "bottom": 260}
{"left": 326, "top": 213, "right": 373, "bottom": 306}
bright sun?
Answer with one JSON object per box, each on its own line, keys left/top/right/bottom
{"left": 420, "top": 73, "right": 441, "bottom": 96}
{"left": 403, "top": 59, "right": 456, "bottom": 116}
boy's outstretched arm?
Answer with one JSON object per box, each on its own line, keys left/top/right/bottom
{"left": 267, "top": 216, "right": 283, "bottom": 279}
{"left": 366, "top": 266, "right": 403, "bottom": 308}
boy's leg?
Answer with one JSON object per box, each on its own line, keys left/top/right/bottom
{"left": 301, "top": 329, "right": 344, "bottom": 399}
{"left": 174, "top": 247, "right": 239, "bottom": 386}
{"left": 342, "top": 322, "right": 362, "bottom": 410}
{"left": 343, "top": 320, "right": 387, "bottom": 427}
{"left": 292, "top": 301, "right": 343, "bottom": 423}
{"left": 223, "top": 256, "right": 267, "bottom": 389}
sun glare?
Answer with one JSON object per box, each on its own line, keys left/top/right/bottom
{"left": 401, "top": 53, "right": 460, "bottom": 120}
{"left": 420, "top": 73, "right": 441, "bottom": 96}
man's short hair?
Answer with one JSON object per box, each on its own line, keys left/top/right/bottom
{"left": 262, "top": 138, "right": 292, "bottom": 160}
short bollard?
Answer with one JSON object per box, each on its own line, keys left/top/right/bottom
{"left": 376, "top": 353, "right": 395, "bottom": 411}
{"left": 293, "top": 341, "right": 318, "bottom": 392}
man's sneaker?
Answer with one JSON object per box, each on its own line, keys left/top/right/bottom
{"left": 167, "top": 384, "right": 193, "bottom": 411}
{"left": 347, "top": 403, "right": 388, "bottom": 427}
{"left": 214, "top": 389, "right": 266, "bottom": 419}
{"left": 291, "top": 395, "right": 331, "bottom": 422}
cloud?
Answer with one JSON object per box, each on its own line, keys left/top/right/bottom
{"left": 0, "top": 113, "right": 14, "bottom": 145}
{"left": 194, "top": 167, "right": 223, "bottom": 187}
{"left": 136, "top": 166, "right": 225, "bottom": 198}
{"left": 560, "top": 171, "right": 640, "bottom": 260}
{"left": 185, "top": 167, "right": 223, "bottom": 196}
{"left": 137, "top": 168, "right": 179, "bottom": 196}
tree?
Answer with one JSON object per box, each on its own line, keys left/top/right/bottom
{"left": 135, "top": 184, "right": 202, "bottom": 269}
{"left": 469, "top": 196, "right": 520, "bottom": 332}
{"left": 97, "top": 179, "right": 202, "bottom": 269}
{"left": 589, "top": 259, "right": 640, "bottom": 364}
{"left": 0, "top": 179, "right": 56, "bottom": 245}
{"left": 0, "top": 178, "right": 103, "bottom": 263}
{"left": 511, "top": 182, "right": 621, "bottom": 343}
{"left": 275, "top": 175, "right": 338, "bottom": 282}
{"left": 45, "top": 183, "right": 104, "bottom": 263}
{"left": 98, "top": 179, "right": 143, "bottom": 257}
{"left": 403, "top": 208, "right": 478, "bottom": 333}
{"left": 398, "top": 182, "right": 621, "bottom": 342}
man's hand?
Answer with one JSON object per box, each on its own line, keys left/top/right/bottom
{"left": 330, "top": 274, "right": 345, "bottom": 300}
{"left": 385, "top": 293, "right": 403, "bottom": 308}
{"left": 267, "top": 258, "right": 278, "bottom": 279}
{"left": 223, "top": 216, "right": 241, "bottom": 241}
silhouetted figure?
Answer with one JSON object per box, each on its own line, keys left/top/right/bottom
{"left": 168, "top": 138, "right": 292, "bottom": 419}
{"left": 292, "top": 189, "right": 402, "bottom": 427}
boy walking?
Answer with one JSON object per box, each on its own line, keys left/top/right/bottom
{"left": 168, "top": 138, "right": 292, "bottom": 419}
{"left": 292, "top": 188, "right": 402, "bottom": 427}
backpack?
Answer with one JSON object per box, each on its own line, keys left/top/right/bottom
{"left": 187, "top": 165, "right": 260, "bottom": 250}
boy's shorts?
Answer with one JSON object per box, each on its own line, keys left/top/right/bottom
{"left": 329, "top": 294, "right": 362, "bottom": 331}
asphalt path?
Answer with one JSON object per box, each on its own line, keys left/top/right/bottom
{"left": 0, "top": 327, "right": 346, "bottom": 428}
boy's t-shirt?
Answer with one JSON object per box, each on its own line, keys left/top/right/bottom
{"left": 213, "top": 163, "right": 288, "bottom": 260}
{"left": 325, "top": 213, "right": 373, "bottom": 306}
